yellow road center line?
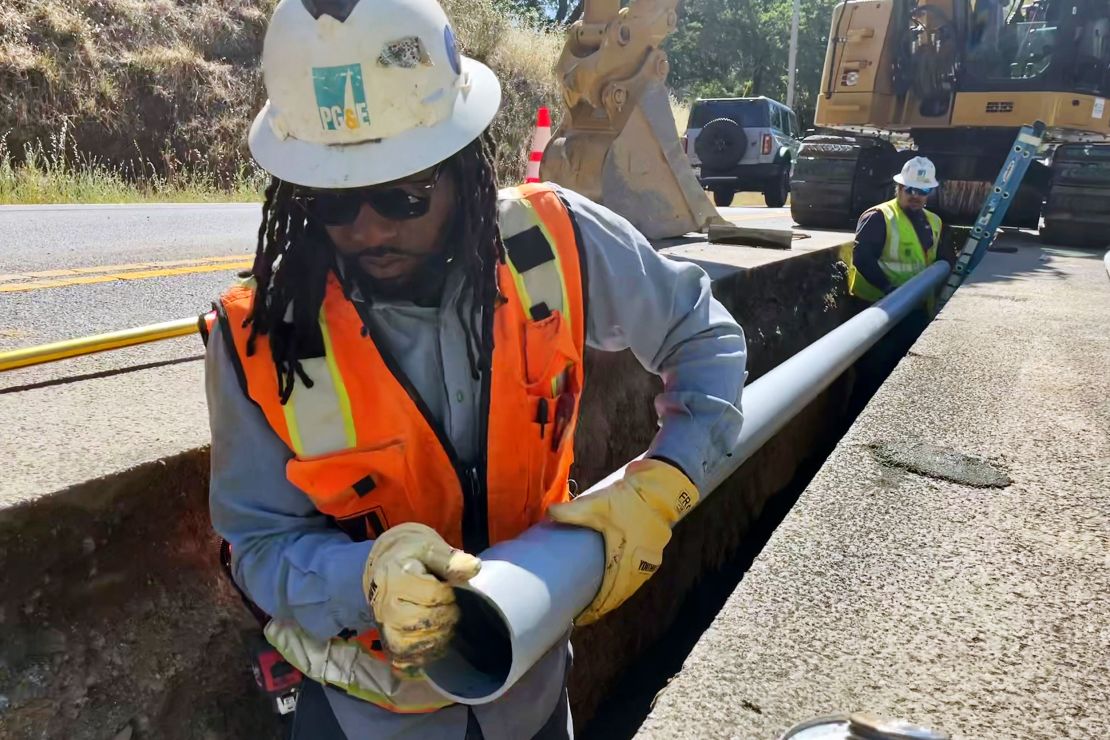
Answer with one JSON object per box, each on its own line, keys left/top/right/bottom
{"left": 0, "top": 255, "right": 250, "bottom": 284}
{"left": 0, "top": 261, "right": 252, "bottom": 293}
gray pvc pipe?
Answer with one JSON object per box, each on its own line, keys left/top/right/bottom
{"left": 424, "top": 260, "right": 952, "bottom": 704}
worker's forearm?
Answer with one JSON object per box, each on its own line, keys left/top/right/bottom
{"left": 226, "top": 527, "right": 375, "bottom": 641}
{"left": 560, "top": 188, "right": 747, "bottom": 489}
{"left": 853, "top": 212, "right": 895, "bottom": 294}
{"left": 206, "top": 326, "right": 376, "bottom": 641}
{"left": 855, "top": 257, "right": 895, "bottom": 294}
{"left": 646, "top": 312, "right": 747, "bottom": 488}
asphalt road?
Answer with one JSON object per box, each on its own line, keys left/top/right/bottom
{"left": 0, "top": 203, "right": 261, "bottom": 392}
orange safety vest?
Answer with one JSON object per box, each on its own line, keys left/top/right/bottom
{"left": 204, "top": 183, "right": 586, "bottom": 708}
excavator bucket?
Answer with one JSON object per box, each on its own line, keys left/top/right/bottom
{"left": 540, "top": 0, "right": 727, "bottom": 240}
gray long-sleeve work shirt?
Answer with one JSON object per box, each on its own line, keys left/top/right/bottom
{"left": 206, "top": 186, "right": 747, "bottom": 738}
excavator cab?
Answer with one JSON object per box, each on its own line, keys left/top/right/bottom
{"left": 962, "top": 0, "right": 1110, "bottom": 95}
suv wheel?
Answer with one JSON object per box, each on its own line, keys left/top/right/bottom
{"left": 764, "top": 163, "right": 790, "bottom": 208}
{"left": 712, "top": 187, "right": 735, "bottom": 207}
{"left": 695, "top": 118, "right": 748, "bottom": 170}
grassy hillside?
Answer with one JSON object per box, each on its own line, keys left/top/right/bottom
{"left": 0, "top": 0, "right": 562, "bottom": 202}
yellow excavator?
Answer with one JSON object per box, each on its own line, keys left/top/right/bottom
{"left": 542, "top": 0, "right": 1110, "bottom": 248}
{"left": 791, "top": 0, "right": 1110, "bottom": 245}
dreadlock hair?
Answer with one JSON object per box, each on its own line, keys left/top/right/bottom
{"left": 244, "top": 132, "right": 505, "bottom": 405}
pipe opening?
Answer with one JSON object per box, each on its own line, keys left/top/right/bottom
{"left": 424, "top": 587, "right": 513, "bottom": 700}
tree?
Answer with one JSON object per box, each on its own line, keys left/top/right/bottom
{"left": 493, "top": 0, "right": 834, "bottom": 128}
{"left": 665, "top": 0, "right": 833, "bottom": 128}
{"left": 493, "top": 0, "right": 585, "bottom": 24}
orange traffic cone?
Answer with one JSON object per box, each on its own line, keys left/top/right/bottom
{"left": 525, "top": 107, "right": 552, "bottom": 183}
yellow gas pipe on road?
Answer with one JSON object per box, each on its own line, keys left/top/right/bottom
{"left": 0, "top": 314, "right": 212, "bottom": 372}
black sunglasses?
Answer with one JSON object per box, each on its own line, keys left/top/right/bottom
{"left": 904, "top": 185, "right": 934, "bottom": 197}
{"left": 295, "top": 164, "right": 444, "bottom": 225}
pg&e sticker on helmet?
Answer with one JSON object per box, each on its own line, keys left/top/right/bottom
{"left": 312, "top": 63, "right": 372, "bottom": 132}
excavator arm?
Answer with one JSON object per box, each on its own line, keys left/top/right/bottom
{"left": 541, "top": 0, "right": 727, "bottom": 239}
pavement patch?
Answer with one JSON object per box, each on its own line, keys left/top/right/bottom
{"left": 869, "top": 441, "right": 1012, "bottom": 488}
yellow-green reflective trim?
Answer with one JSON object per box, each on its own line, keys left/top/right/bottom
{"left": 283, "top": 401, "right": 305, "bottom": 456}
{"left": 500, "top": 190, "right": 577, "bottom": 398}
{"left": 516, "top": 196, "right": 573, "bottom": 397}
{"left": 506, "top": 257, "right": 536, "bottom": 321}
{"left": 523, "top": 199, "right": 573, "bottom": 336}
{"left": 319, "top": 314, "right": 357, "bottom": 449}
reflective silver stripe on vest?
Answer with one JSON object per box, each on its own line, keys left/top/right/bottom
{"left": 498, "top": 187, "right": 566, "bottom": 322}
{"left": 878, "top": 202, "right": 901, "bottom": 259}
{"left": 278, "top": 189, "right": 573, "bottom": 459}
{"left": 265, "top": 620, "right": 453, "bottom": 711}
{"left": 876, "top": 201, "right": 937, "bottom": 278}
{"left": 280, "top": 316, "right": 358, "bottom": 458}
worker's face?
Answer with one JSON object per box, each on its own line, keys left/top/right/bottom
{"left": 319, "top": 165, "right": 457, "bottom": 292}
{"left": 897, "top": 184, "right": 931, "bottom": 212}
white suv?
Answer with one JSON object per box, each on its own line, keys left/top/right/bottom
{"left": 684, "top": 96, "right": 802, "bottom": 208}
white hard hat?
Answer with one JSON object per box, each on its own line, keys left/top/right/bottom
{"left": 248, "top": 0, "right": 502, "bottom": 189}
{"left": 893, "top": 156, "right": 940, "bottom": 189}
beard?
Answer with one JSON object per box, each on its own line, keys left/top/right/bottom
{"left": 348, "top": 246, "right": 451, "bottom": 306}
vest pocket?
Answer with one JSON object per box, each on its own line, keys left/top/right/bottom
{"left": 522, "top": 311, "right": 580, "bottom": 397}
{"left": 286, "top": 442, "right": 415, "bottom": 542}
{"left": 519, "top": 310, "right": 582, "bottom": 521}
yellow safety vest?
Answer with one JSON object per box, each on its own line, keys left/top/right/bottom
{"left": 849, "top": 199, "right": 942, "bottom": 303}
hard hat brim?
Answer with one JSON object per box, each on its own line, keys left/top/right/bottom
{"left": 893, "top": 173, "right": 940, "bottom": 189}
{"left": 248, "top": 57, "right": 502, "bottom": 189}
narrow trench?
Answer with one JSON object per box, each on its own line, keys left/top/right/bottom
{"left": 580, "top": 314, "right": 927, "bottom": 740}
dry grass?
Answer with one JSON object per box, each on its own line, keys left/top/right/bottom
{"left": 0, "top": 0, "right": 562, "bottom": 202}
{"left": 0, "top": 0, "right": 269, "bottom": 191}
{"left": 671, "top": 95, "right": 692, "bottom": 132}
{"left": 442, "top": 0, "right": 564, "bottom": 182}
{"left": 488, "top": 23, "right": 564, "bottom": 180}
{"left": 0, "top": 122, "right": 265, "bottom": 204}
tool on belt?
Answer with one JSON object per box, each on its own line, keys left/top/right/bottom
{"left": 242, "top": 629, "right": 303, "bottom": 716}
{"left": 221, "top": 540, "right": 303, "bottom": 716}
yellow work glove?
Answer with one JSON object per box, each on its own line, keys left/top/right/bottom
{"left": 547, "top": 458, "right": 699, "bottom": 625}
{"left": 362, "top": 522, "right": 481, "bottom": 673}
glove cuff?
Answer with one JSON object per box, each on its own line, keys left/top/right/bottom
{"left": 625, "top": 458, "right": 699, "bottom": 525}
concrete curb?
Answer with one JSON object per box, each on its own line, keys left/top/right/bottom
{"left": 636, "top": 238, "right": 1110, "bottom": 740}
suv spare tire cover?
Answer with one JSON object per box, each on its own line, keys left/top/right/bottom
{"left": 695, "top": 117, "right": 748, "bottom": 169}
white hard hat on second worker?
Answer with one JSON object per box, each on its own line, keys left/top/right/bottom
{"left": 248, "top": 0, "right": 502, "bottom": 189}
{"left": 894, "top": 156, "right": 940, "bottom": 190}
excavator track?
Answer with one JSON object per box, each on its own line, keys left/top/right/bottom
{"left": 934, "top": 178, "right": 1046, "bottom": 230}
{"left": 1042, "top": 143, "right": 1110, "bottom": 246}
{"left": 793, "top": 135, "right": 1049, "bottom": 232}
{"left": 790, "top": 135, "right": 901, "bottom": 229}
